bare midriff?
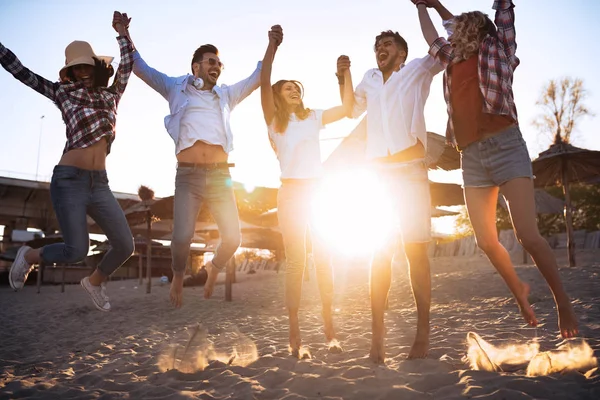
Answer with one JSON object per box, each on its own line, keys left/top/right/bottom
{"left": 176, "top": 140, "right": 228, "bottom": 164}
{"left": 58, "top": 137, "right": 110, "bottom": 170}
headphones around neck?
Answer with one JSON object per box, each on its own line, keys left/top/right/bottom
{"left": 192, "top": 77, "right": 204, "bottom": 89}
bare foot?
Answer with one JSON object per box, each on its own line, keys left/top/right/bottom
{"left": 369, "top": 327, "right": 385, "bottom": 364}
{"left": 557, "top": 301, "right": 578, "bottom": 338}
{"left": 203, "top": 261, "right": 220, "bottom": 299}
{"left": 291, "top": 345, "right": 311, "bottom": 359}
{"left": 289, "top": 313, "right": 302, "bottom": 357}
{"left": 170, "top": 274, "right": 184, "bottom": 308}
{"left": 298, "top": 347, "right": 312, "bottom": 359}
{"left": 515, "top": 282, "right": 537, "bottom": 327}
{"left": 321, "top": 308, "right": 343, "bottom": 353}
{"left": 407, "top": 325, "right": 429, "bottom": 359}
{"left": 327, "top": 339, "right": 343, "bottom": 354}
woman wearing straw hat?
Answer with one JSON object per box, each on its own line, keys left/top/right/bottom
{"left": 1, "top": 12, "right": 136, "bottom": 312}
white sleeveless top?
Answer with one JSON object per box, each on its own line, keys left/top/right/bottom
{"left": 268, "top": 110, "right": 325, "bottom": 180}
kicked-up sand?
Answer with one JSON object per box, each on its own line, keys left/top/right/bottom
{"left": 0, "top": 250, "right": 599, "bottom": 399}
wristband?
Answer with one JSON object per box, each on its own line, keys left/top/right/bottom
{"left": 414, "top": 0, "right": 428, "bottom": 7}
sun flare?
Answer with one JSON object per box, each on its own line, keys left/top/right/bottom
{"left": 312, "top": 168, "right": 397, "bottom": 256}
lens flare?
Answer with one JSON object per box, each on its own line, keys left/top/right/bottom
{"left": 312, "top": 168, "right": 397, "bottom": 256}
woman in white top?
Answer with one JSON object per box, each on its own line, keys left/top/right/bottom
{"left": 260, "top": 26, "right": 354, "bottom": 358}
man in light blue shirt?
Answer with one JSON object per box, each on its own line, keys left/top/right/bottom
{"left": 131, "top": 25, "right": 284, "bottom": 307}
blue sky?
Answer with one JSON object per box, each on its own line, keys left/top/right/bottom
{"left": 1, "top": 0, "right": 599, "bottom": 197}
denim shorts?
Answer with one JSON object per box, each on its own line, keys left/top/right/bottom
{"left": 461, "top": 125, "right": 533, "bottom": 188}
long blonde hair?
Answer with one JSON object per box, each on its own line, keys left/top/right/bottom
{"left": 449, "top": 11, "right": 497, "bottom": 63}
{"left": 271, "top": 80, "right": 311, "bottom": 134}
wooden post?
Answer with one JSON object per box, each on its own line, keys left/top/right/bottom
{"left": 61, "top": 265, "right": 66, "bottom": 293}
{"left": 225, "top": 260, "right": 233, "bottom": 302}
{"left": 36, "top": 262, "right": 43, "bottom": 294}
{"left": 232, "top": 258, "right": 237, "bottom": 284}
{"left": 561, "top": 160, "right": 576, "bottom": 267}
{"left": 138, "top": 251, "right": 143, "bottom": 285}
{"left": 146, "top": 210, "right": 153, "bottom": 293}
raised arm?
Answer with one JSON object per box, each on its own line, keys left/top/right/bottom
{"left": 322, "top": 63, "right": 353, "bottom": 125}
{"left": 110, "top": 12, "right": 135, "bottom": 103}
{"left": 336, "top": 55, "right": 350, "bottom": 103}
{"left": 413, "top": 1, "right": 441, "bottom": 46}
{"left": 493, "top": 0, "right": 517, "bottom": 60}
{"left": 428, "top": 0, "right": 454, "bottom": 21}
{"left": 0, "top": 42, "right": 58, "bottom": 101}
{"left": 260, "top": 25, "right": 283, "bottom": 126}
{"left": 410, "top": 1, "right": 454, "bottom": 68}
{"left": 336, "top": 55, "right": 366, "bottom": 119}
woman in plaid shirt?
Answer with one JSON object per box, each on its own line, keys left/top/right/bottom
{"left": 412, "top": 0, "right": 578, "bottom": 339}
{"left": 2, "top": 12, "right": 136, "bottom": 312}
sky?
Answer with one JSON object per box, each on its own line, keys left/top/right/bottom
{"left": 1, "top": 0, "right": 599, "bottom": 198}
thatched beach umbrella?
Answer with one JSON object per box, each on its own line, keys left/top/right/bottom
{"left": 532, "top": 139, "right": 600, "bottom": 266}
{"left": 429, "top": 181, "right": 464, "bottom": 207}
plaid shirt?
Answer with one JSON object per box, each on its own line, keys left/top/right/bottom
{"left": 0, "top": 36, "right": 134, "bottom": 154}
{"left": 429, "top": 0, "right": 519, "bottom": 145}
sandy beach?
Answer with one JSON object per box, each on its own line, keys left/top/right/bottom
{"left": 1, "top": 250, "right": 599, "bottom": 399}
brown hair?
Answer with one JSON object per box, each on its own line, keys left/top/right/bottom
{"left": 271, "top": 80, "right": 311, "bottom": 134}
{"left": 374, "top": 30, "right": 408, "bottom": 57}
{"left": 450, "top": 11, "right": 497, "bottom": 63}
{"left": 191, "top": 44, "right": 219, "bottom": 74}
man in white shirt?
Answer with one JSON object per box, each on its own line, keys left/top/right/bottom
{"left": 131, "top": 26, "right": 283, "bottom": 307}
{"left": 337, "top": 30, "right": 442, "bottom": 362}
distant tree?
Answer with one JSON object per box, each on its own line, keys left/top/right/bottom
{"left": 536, "top": 184, "right": 600, "bottom": 236}
{"left": 533, "top": 77, "right": 593, "bottom": 146}
{"left": 453, "top": 207, "right": 473, "bottom": 238}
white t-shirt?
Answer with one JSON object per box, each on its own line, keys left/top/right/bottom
{"left": 268, "top": 109, "right": 325, "bottom": 180}
{"left": 353, "top": 55, "right": 443, "bottom": 160}
{"left": 177, "top": 84, "right": 227, "bottom": 154}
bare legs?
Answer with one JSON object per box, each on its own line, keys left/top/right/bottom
{"left": 465, "top": 179, "right": 578, "bottom": 338}
{"left": 405, "top": 243, "right": 431, "bottom": 359}
{"left": 465, "top": 185, "right": 537, "bottom": 326}
{"left": 501, "top": 178, "right": 578, "bottom": 338}
{"left": 369, "top": 240, "right": 431, "bottom": 363}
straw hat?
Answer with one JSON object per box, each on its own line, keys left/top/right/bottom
{"left": 59, "top": 41, "right": 114, "bottom": 81}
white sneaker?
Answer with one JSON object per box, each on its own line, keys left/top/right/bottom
{"left": 9, "top": 246, "right": 35, "bottom": 291}
{"left": 80, "top": 277, "right": 111, "bottom": 312}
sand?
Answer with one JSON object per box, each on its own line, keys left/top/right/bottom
{"left": 1, "top": 250, "right": 599, "bottom": 399}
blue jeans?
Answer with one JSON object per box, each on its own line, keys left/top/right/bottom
{"left": 41, "top": 166, "right": 134, "bottom": 276}
{"left": 278, "top": 179, "right": 333, "bottom": 311}
{"left": 171, "top": 166, "right": 241, "bottom": 273}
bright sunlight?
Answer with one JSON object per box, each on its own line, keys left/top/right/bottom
{"left": 312, "top": 167, "right": 397, "bottom": 256}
